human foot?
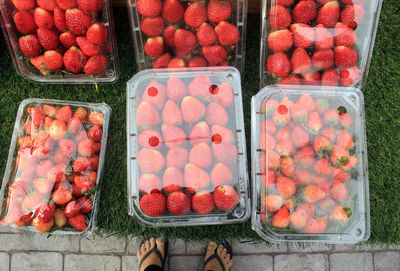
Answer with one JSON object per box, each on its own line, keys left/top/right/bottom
{"left": 203, "top": 242, "right": 232, "bottom": 271}
{"left": 137, "top": 238, "right": 166, "bottom": 271}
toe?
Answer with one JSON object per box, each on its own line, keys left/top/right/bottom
{"left": 145, "top": 240, "right": 151, "bottom": 250}
{"left": 149, "top": 238, "right": 156, "bottom": 249}
{"left": 156, "top": 239, "right": 165, "bottom": 259}
{"left": 216, "top": 245, "right": 224, "bottom": 256}
{"left": 204, "top": 242, "right": 217, "bottom": 262}
{"left": 141, "top": 242, "right": 148, "bottom": 254}
{"left": 220, "top": 248, "right": 227, "bottom": 258}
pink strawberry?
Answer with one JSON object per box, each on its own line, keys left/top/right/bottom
{"left": 272, "top": 207, "right": 290, "bottom": 228}
{"left": 268, "top": 5, "right": 291, "bottom": 29}
{"left": 184, "top": 163, "right": 210, "bottom": 192}
{"left": 162, "top": 100, "right": 182, "bottom": 125}
{"left": 184, "top": 2, "right": 207, "bottom": 28}
{"left": 202, "top": 45, "right": 227, "bottom": 65}
{"left": 188, "top": 76, "right": 211, "bottom": 101}
{"left": 189, "top": 143, "right": 212, "bottom": 168}
{"left": 292, "top": 0, "right": 316, "bottom": 24}
{"left": 340, "top": 66, "right": 360, "bottom": 86}
{"left": 205, "top": 102, "right": 228, "bottom": 126}
{"left": 303, "top": 184, "right": 326, "bottom": 203}
{"left": 323, "top": 108, "right": 340, "bottom": 126}
{"left": 302, "top": 71, "right": 320, "bottom": 85}
{"left": 313, "top": 157, "right": 333, "bottom": 175}
{"left": 293, "top": 168, "right": 313, "bottom": 184}
{"left": 215, "top": 21, "right": 240, "bottom": 45}
{"left": 189, "top": 121, "right": 211, "bottom": 144}
{"left": 268, "top": 29, "right": 293, "bottom": 52}
{"left": 162, "top": 0, "right": 184, "bottom": 23}
{"left": 291, "top": 126, "right": 309, "bottom": 149}
{"left": 181, "top": 96, "right": 205, "bottom": 123}
{"left": 290, "top": 23, "right": 314, "bottom": 48}
{"left": 272, "top": 104, "right": 290, "bottom": 127}
{"left": 161, "top": 124, "right": 187, "bottom": 148}
{"left": 212, "top": 142, "right": 237, "bottom": 165}
{"left": 315, "top": 24, "right": 334, "bottom": 50}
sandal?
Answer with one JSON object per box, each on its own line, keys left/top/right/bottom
{"left": 138, "top": 238, "right": 169, "bottom": 271}
{"left": 203, "top": 240, "right": 233, "bottom": 271}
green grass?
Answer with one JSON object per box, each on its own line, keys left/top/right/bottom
{"left": 0, "top": 1, "right": 399, "bottom": 244}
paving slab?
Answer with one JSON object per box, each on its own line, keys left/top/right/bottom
{"left": 374, "top": 251, "right": 400, "bottom": 271}
{"left": 64, "top": 254, "right": 121, "bottom": 271}
{"left": 274, "top": 254, "right": 329, "bottom": 271}
{"left": 233, "top": 240, "right": 287, "bottom": 254}
{"left": 80, "top": 234, "right": 126, "bottom": 253}
{"left": 0, "top": 253, "right": 9, "bottom": 271}
{"left": 169, "top": 256, "right": 203, "bottom": 271}
{"left": 330, "top": 252, "right": 373, "bottom": 271}
{"left": 11, "top": 252, "right": 62, "bottom": 271}
{"left": 232, "top": 255, "right": 273, "bottom": 271}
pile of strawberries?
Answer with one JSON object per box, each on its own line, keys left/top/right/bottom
{"left": 258, "top": 94, "right": 358, "bottom": 234}
{"left": 1, "top": 103, "right": 106, "bottom": 233}
{"left": 136, "top": 75, "right": 241, "bottom": 216}
{"left": 137, "top": 0, "right": 240, "bottom": 68}
{"left": 265, "top": 0, "right": 366, "bottom": 87}
{"left": 11, "top": 0, "right": 110, "bottom": 76}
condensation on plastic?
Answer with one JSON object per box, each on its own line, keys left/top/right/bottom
{"left": 0, "top": 99, "right": 111, "bottom": 235}
{"left": 0, "top": 0, "right": 119, "bottom": 84}
{"left": 259, "top": 0, "right": 383, "bottom": 89}
{"left": 251, "top": 86, "right": 370, "bottom": 243}
{"left": 126, "top": 0, "right": 247, "bottom": 74}
{"left": 127, "top": 67, "right": 249, "bottom": 227}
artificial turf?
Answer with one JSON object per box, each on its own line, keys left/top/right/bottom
{"left": 0, "top": 1, "right": 399, "bottom": 244}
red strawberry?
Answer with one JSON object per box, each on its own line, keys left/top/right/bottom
{"left": 184, "top": 163, "right": 210, "bottom": 192}
{"left": 267, "top": 52, "right": 290, "bottom": 78}
{"left": 202, "top": 45, "right": 227, "bottom": 65}
{"left": 340, "top": 66, "right": 360, "bottom": 86}
{"left": 331, "top": 145, "right": 350, "bottom": 166}
{"left": 321, "top": 69, "right": 339, "bottom": 86}
{"left": 37, "top": 0, "right": 56, "bottom": 11}
{"left": 268, "top": 5, "right": 291, "bottom": 29}
{"left": 74, "top": 107, "right": 88, "bottom": 122}
{"left": 84, "top": 55, "right": 107, "bottom": 75}
{"left": 54, "top": 208, "right": 66, "bottom": 227}
{"left": 268, "top": 29, "right": 293, "bottom": 52}
{"left": 212, "top": 142, "right": 237, "bottom": 165}
{"left": 278, "top": 75, "right": 301, "bottom": 86}
{"left": 293, "top": 168, "right": 314, "bottom": 185}
{"left": 307, "top": 111, "right": 322, "bottom": 133}
{"left": 323, "top": 108, "right": 340, "bottom": 126}
{"left": 153, "top": 53, "right": 171, "bottom": 68}
{"left": 140, "top": 17, "right": 164, "bottom": 37}
{"left": 291, "top": 47, "right": 311, "bottom": 74}
{"left": 142, "top": 81, "right": 167, "bottom": 110}
{"left": 77, "top": 36, "right": 101, "bottom": 56}
{"left": 312, "top": 49, "right": 334, "bottom": 70}
{"left": 162, "top": 167, "right": 183, "bottom": 193}
{"left": 335, "top": 46, "right": 358, "bottom": 68}
{"left": 174, "top": 29, "right": 197, "bottom": 55}
{"left": 189, "top": 121, "right": 210, "bottom": 144}
{"left": 290, "top": 126, "right": 309, "bottom": 149}
{"left": 290, "top": 23, "right": 314, "bottom": 48}
{"left": 331, "top": 181, "right": 348, "bottom": 200}
{"left": 263, "top": 194, "right": 284, "bottom": 213}
{"left": 166, "top": 147, "right": 188, "bottom": 169}
{"left": 215, "top": 21, "right": 240, "bottom": 45}
{"left": 168, "top": 58, "right": 187, "bottom": 68}
{"left": 137, "top": 0, "right": 162, "bottom": 17}
{"left": 342, "top": 155, "right": 357, "bottom": 171}
{"left": 272, "top": 207, "right": 290, "bottom": 228}
{"left": 188, "top": 56, "right": 208, "bottom": 67}
{"left": 276, "top": 0, "right": 294, "bottom": 5}
{"left": 207, "top": 0, "right": 231, "bottom": 23}
{"left": 88, "top": 125, "right": 102, "bottom": 142}
{"left": 12, "top": 0, "right": 35, "bottom": 10}
{"left": 138, "top": 148, "right": 165, "bottom": 173}
{"left": 144, "top": 36, "right": 164, "bottom": 58}
{"left": 77, "top": 0, "right": 102, "bottom": 12}
{"left": 334, "top": 23, "right": 356, "bottom": 47}
{"left": 280, "top": 156, "right": 295, "bottom": 177}
{"left": 86, "top": 23, "right": 108, "bottom": 46}
{"left": 59, "top": 32, "right": 77, "bottom": 48}
{"left": 19, "top": 35, "right": 41, "bottom": 57}
{"left": 139, "top": 173, "right": 162, "bottom": 194}
{"left": 52, "top": 189, "right": 72, "bottom": 205}
{"left": 43, "top": 50, "right": 63, "bottom": 70}
{"left": 184, "top": 2, "right": 207, "bottom": 28}
{"left": 330, "top": 205, "right": 349, "bottom": 222}
{"left": 313, "top": 157, "right": 333, "bottom": 175}
{"left": 162, "top": 0, "right": 184, "bottom": 23}
{"left": 315, "top": 24, "right": 334, "bottom": 50}
{"left": 56, "top": 0, "right": 77, "bottom": 10}
{"left": 316, "top": 1, "right": 340, "bottom": 27}
{"left": 161, "top": 124, "right": 187, "bottom": 149}
{"left": 77, "top": 197, "right": 92, "bottom": 213}
{"left": 303, "top": 184, "right": 326, "bottom": 203}
{"left": 292, "top": 0, "right": 316, "bottom": 24}
{"left": 341, "top": 4, "right": 364, "bottom": 28}
{"left": 332, "top": 166, "right": 349, "bottom": 183}
{"left": 196, "top": 23, "right": 217, "bottom": 47}
{"left": 162, "top": 25, "right": 176, "bottom": 47}
{"left": 37, "top": 27, "right": 59, "bottom": 50}
{"left": 302, "top": 70, "right": 320, "bottom": 85}
{"left": 68, "top": 213, "right": 86, "bottom": 231}
{"left": 313, "top": 135, "right": 332, "bottom": 153}
{"left": 55, "top": 105, "right": 72, "bottom": 122}
{"left": 167, "top": 191, "right": 191, "bottom": 215}
{"left": 64, "top": 200, "right": 81, "bottom": 218}
{"left": 73, "top": 157, "right": 90, "bottom": 173}
{"left": 33, "top": 217, "right": 54, "bottom": 232}
{"left": 34, "top": 8, "right": 54, "bottom": 29}
{"left": 48, "top": 120, "right": 67, "bottom": 140}
{"left": 88, "top": 112, "right": 104, "bottom": 126}
{"left": 192, "top": 191, "right": 214, "bottom": 214}
{"left": 53, "top": 6, "right": 67, "bottom": 31}
{"left": 65, "top": 8, "right": 92, "bottom": 35}
{"left": 14, "top": 11, "right": 37, "bottom": 34}
{"left": 277, "top": 176, "right": 296, "bottom": 198}
{"left": 305, "top": 217, "right": 327, "bottom": 234}
{"left": 213, "top": 185, "right": 238, "bottom": 211}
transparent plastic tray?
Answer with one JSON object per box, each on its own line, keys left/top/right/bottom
{"left": 260, "top": 0, "right": 383, "bottom": 88}
{"left": 127, "top": 0, "right": 247, "bottom": 73}
{"left": 0, "top": 99, "right": 111, "bottom": 234}
{"left": 0, "top": 0, "right": 119, "bottom": 83}
{"left": 127, "top": 67, "right": 249, "bottom": 227}
{"left": 251, "top": 86, "right": 369, "bottom": 243}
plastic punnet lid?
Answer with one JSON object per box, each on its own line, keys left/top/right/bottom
{"left": 260, "top": 0, "right": 383, "bottom": 88}
{"left": 251, "top": 86, "right": 369, "bottom": 243}
{"left": 0, "top": 99, "right": 111, "bottom": 234}
{"left": 127, "top": 67, "right": 249, "bottom": 227}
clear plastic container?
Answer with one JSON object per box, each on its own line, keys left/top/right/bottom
{"left": 260, "top": 0, "right": 383, "bottom": 88}
{"left": 127, "top": 67, "right": 249, "bottom": 227}
{"left": 0, "top": 0, "right": 119, "bottom": 83}
{"left": 0, "top": 99, "right": 111, "bottom": 234}
{"left": 251, "top": 86, "right": 369, "bottom": 243}
{"left": 127, "top": 0, "right": 247, "bottom": 73}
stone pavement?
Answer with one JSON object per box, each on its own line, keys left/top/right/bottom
{"left": 0, "top": 226, "right": 399, "bottom": 271}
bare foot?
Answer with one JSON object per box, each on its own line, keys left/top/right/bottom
{"left": 204, "top": 242, "right": 232, "bottom": 271}
{"left": 137, "top": 238, "right": 165, "bottom": 271}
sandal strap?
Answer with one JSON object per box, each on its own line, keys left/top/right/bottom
{"left": 203, "top": 253, "right": 226, "bottom": 271}
{"left": 138, "top": 247, "right": 164, "bottom": 270}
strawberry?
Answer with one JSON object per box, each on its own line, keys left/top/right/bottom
{"left": 303, "top": 184, "right": 326, "bottom": 203}
{"left": 210, "top": 163, "right": 232, "bottom": 187}
{"left": 318, "top": 197, "right": 335, "bottom": 211}
{"left": 184, "top": 163, "right": 210, "bottom": 192}
{"left": 174, "top": 29, "right": 197, "bottom": 55}
{"left": 77, "top": 138, "right": 94, "bottom": 157}
{"left": 315, "top": 99, "right": 329, "bottom": 114}
{"left": 33, "top": 177, "right": 55, "bottom": 194}
{"left": 291, "top": 147, "right": 317, "bottom": 168}
{"left": 197, "top": 23, "right": 217, "bottom": 47}
{"left": 138, "top": 148, "right": 165, "bottom": 173}
{"left": 161, "top": 124, "right": 187, "bottom": 148}
{"left": 52, "top": 189, "right": 72, "bottom": 205}
{"left": 59, "top": 138, "right": 77, "bottom": 157}
{"left": 276, "top": 139, "right": 294, "bottom": 156}
{"left": 136, "top": 101, "right": 159, "bottom": 128}
{"left": 12, "top": 0, "right": 35, "bottom": 10}
{"left": 280, "top": 156, "right": 295, "bottom": 177}
{"left": 33, "top": 217, "right": 54, "bottom": 232}
{"left": 307, "top": 111, "right": 322, "bottom": 133}
{"left": 64, "top": 200, "right": 81, "bottom": 218}
{"left": 341, "top": 4, "right": 364, "bottom": 28}
{"left": 313, "top": 157, "right": 333, "bottom": 175}
{"left": 67, "top": 116, "right": 82, "bottom": 135}
{"left": 56, "top": 105, "right": 72, "bottom": 122}
{"left": 86, "top": 23, "right": 108, "bottom": 46}
{"left": 207, "top": 0, "right": 231, "bottom": 23}
{"left": 297, "top": 94, "right": 315, "bottom": 112}
{"left": 213, "top": 185, "right": 238, "bottom": 211}
{"left": 139, "top": 173, "right": 162, "bottom": 194}
{"left": 43, "top": 50, "right": 63, "bottom": 70}
{"left": 312, "top": 49, "right": 334, "bottom": 70}
{"left": 305, "top": 217, "right": 327, "bottom": 234}
{"left": 56, "top": 0, "right": 77, "bottom": 10}
{"left": 313, "top": 135, "right": 331, "bottom": 153}
{"left": 140, "top": 17, "right": 164, "bottom": 37}
{"left": 54, "top": 208, "right": 66, "bottom": 227}
{"left": 277, "top": 176, "right": 296, "bottom": 198}
{"left": 331, "top": 145, "right": 350, "bottom": 166}
{"left": 331, "top": 181, "right": 348, "bottom": 200}
{"left": 334, "top": 23, "right": 356, "bottom": 47}
{"left": 290, "top": 207, "right": 308, "bottom": 229}
{"left": 267, "top": 52, "right": 290, "bottom": 78}
{"left": 302, "top": 70, "right": 320, "bottom": 85}
{"left": 212, "top": 142, "right": 237, "bottom": 165}
{"left": 88, "top": 112, "right": 104, "bottom": 126}
{"left": 37, "top": 27, "right": 59, "bottom": 50}
{"left": 68, "top": 213, "right": 86, "bottom": 231}
{"left": 211, "top": 125, "right": 233, "bottom": 144}
{"left": 167, "top": 191, "right": 191, "bottom": 215}
{"left": 162, "top": 0, "right": 184, "bottom": 23}
{"left": 161, "top": 167, "right": 183, "bottom": 193}
{"left": 300, "top": 202, "right": 315, "bottom": 217}
{"left": 321, "top": 69, "right": 339, "bottom": 86}
{"left": 272, "top": 104, "right": 290, "bottom": 126}
{"left": 278, "top": 75, "right": 301, "bottom": 86}
{"left": 63, "top": 46, "right": 87, "bottom": 73}
{"left": 260, "top": 169, "right": 276, "bottom": 189}
{"left": 290, "top": 126, "right": 309, "bottom": 149}
{"left": 340, "top": 66, "right": 360, "bottom": 86}
{"left": 263, "top": 194, "right": 284, "bottom": 213}
{"left": 188, "top": 56, "right": 208, "bottom": 67}
{"left": 263, "top": 99, "right": 279, "bottom": 117}
{"left": 181, "top": 96, "right": 206, "bottom": 123}
{"left": 202, "top": 45, "right": 227, "bottom": 65}
{"left": 189, "top": 143, "right": 212, "bottom": 168}
{"left": 77, "top": 0, "right": 102, "bottom": 12}
{"left": 260, "top": 132, "right": 275, "bottom": 150}
{"left": 336, "top": 129, "right": 353, "bottom": 149}
{"left": 268, "top": 29, "right": 293, "bottom": 52}
{"left": 215, "top": 21, "right": 240, "bottom": 45}
{"left": 205, "top": 102, "right": 228, "bottom": 126}
{"left": 342, "top": 155, "right": 357, "bottom": 171}
{"left": 34, "top": 8, "right": 54, "bottom": 29}
{"left": 335, "top": 46, "right": 358, "bottom": 68}
{"left": 268, "top": 5, "right": 291, "bottom": 29}
{"left": 330, "top": 205, "right": 349, "bottom": 222}
{"left": 143, "top": 81, "right": 167, "bottom": 110}
{"left": 48, "top": 119, "right": 67, "bottom": 140}
{"left": 184, "top": 2, "right": 207, "bottom": 28}
{"left": 188, "top": 75, "right": 211, "bottom": 101}
{"left": 290, "top": 23, "right": 314, "bottom": 49}
{"left": 168, "top": 58, "right": 187, "bottom": 68}
{"left": 315, "top": 24, "right": 334, "bottom": 50}
{"left": 144, "top": 36, "right": 164, "bottom": 57}
{"left": 84, "top": 55, "right": 107, "bottom": 75}
{"left": 316, "top": 1, "right": 340, "bottom": 27}
{"left": 162, "top": 100, "right": 182, "bottom": 126}
{"left": 276, "top": 0, "right": 294, "bottom": 5}
{"left": 192, "top": 191, "right": 214, "bottom": 214}
{"left": 14, "top": 11, "right": 37, "bottom": 34}
{"left": 291, "top": 47, "right": 311, "bottom": 74}
{"left": 332, "top": 166, "right": 349, "bottom": 183}
{"left": 19, "top": 35, "right": 41, "bottom": 57}
{"left": 189, "top": 121, "right": 210, "bottom": 144}
{"left": 292, "top": 0, "right": 316, "bottom": 24}
{"left": 53, "top": 7, "right": 67, "bottom": 31}
{"left": 74, "top": 107, "right": 88, "bottom": 122}
{"left": 166, "top": 77, "right": 187, "bottom": 102}
{"left": 162, "top": 25, "right": 176, "bottom": 47}
{"left": 153, "top": 53, "right": 171, "bottom": 68}
{"left": 37, "top": 0, "right": 57, "bottom": 11}
{"left": 36, "top": 159, "right": 53, "bottom": 177}
{"left": 166, "top": 147, "right": 188, "bottom": 168}
{"left": 339, "top": 112, "right": 352, "bottom": 129}
{"left": 60, "top": 32, "right": 77, "bottom": 48}
{"left": 73, "top": 157, "right": 90, "bottom": 173}
{"left": 76, "top": 36, "right": 101, "bottom": 56}
{"left": 65, "top": 8, "right": 92, "bottom": 35}
{"left": 293, "top": 168, "right": 313, "bottom": 185}
{"left": 210, "top": 82, "right": 233, "bottom": 108}
{"left": 272, "top": 207, "right": 290, "bottom": 228}
{"left": 77, "top": 197, "right": 93, "bottom": 213}
{"left": 138, "top": 0, "right": 162, "bottom": 17}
